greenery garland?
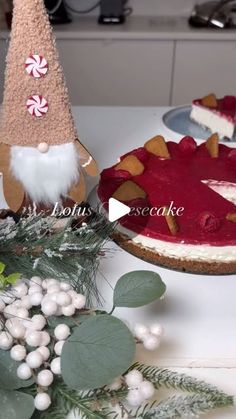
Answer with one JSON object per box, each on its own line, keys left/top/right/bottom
{"left": 0, "top": 213, "right": 233, "bottom": 419}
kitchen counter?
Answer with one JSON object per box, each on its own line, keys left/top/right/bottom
{"left": 2, "top": 16, "right": 236, "bottom": 41}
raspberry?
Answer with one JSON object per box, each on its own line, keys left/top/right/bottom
{"left": 222, "top": 95, "right": 236, "bottom": 110}
{"left": 179, "top": 136, "right": 197, "bottom": 155}
{"left": 228, "top": 149, "right": 236, "bottom": 162}
{"left": 197, "top": 212, "right": 220, "bottom": 233}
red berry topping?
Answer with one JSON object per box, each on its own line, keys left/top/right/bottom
{"left": 179, "top": 136, "right": 197, "bottom": 155}
{"left": 222, "top": 95, "right": 236, "bottom": 110}
{"left": 197, "top": 212, "right": 220, "bottom": 233}
{"left": 228, "top": 149, "right": 236, "bottom": 162}
{"left": 122, "top": 148, "right": 150, "bottom": 164}
{"left": 101, "top": 167, "right": 131, "bottom": 180}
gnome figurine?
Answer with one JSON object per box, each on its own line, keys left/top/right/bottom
{"left": 0, "top": 0, "right": 98, "bottom": 213}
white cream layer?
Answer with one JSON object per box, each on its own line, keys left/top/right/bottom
{"left": 190, "top": 104, "right": 235, "bottom": 139}
{"left": 117, "top": 225, "right": 236, "bottom": 263}
{"left": 115, "top": 179, "right": 236, "bottom": 263}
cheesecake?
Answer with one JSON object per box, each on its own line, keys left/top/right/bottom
{"left": 98, "top": 134, "right": 236, "bottom": 274}
{"left": 190, "top": 93, "right": 236, "bottom": 140}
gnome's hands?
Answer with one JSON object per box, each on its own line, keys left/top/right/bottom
{"left": 75, "top": 139, "right": 99, "bottom": 177}
{"left": 68, "top": 139, "right": 98, "bottom": 203}
{"left": 0, "top": 143, "right": 25, "bottom": 212}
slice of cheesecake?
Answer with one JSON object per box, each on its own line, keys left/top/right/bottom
{"left": 190, "top": 93, "right": 236, "bottom": 140}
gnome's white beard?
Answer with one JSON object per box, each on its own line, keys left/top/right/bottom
{"left": 10, "top": 143, "right": 80, "bottom": 204}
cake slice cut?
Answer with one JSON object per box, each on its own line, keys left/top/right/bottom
{"left": 98, "top": 134, "right": 236, "bottom": 274}
{"left": 190, "top": 93, "right": 236, "bottom": 140}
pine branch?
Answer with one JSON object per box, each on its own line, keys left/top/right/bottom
{"left": 35, "top": 380, "right": 128, "bottom": 419}
{"left": 0, "top": 213, "right": 114, "bottom": 305}
{"left": 133, "top": 363, "right": 233, "bottom": 402}
{"left": 143, "top": 394, "right": 234, "bottom": 419}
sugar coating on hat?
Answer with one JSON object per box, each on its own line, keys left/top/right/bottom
{"left": 0, "top": 0, "right": 77, "bottom": 147}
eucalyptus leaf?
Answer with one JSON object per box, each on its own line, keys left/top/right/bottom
{"left": 6, "top": 273, "right": 21, "bottom": 285}
{"left": 0, "top": 349, "right": 34, "bottom": 390}
{"left": 48, "top": 311, "right": 107, "bottom": 329}
{"left": 47, "top": 313, "right": 91, "bottom": 329}
{"left": 61, "top": 314, "right": 135, "bottom": 390}
{"left": 0, "top": 389, "right": 35, "bottom": 419}
{"left": 113, "top": 270, "right": 166, "bottom": 308}
{"left": 0, "top": 262, "right": 5, "bottom": 275}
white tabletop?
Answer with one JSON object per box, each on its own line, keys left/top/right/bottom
{"left": 1, "top": 106, "right": 235, "bottom": 417}
{"left": 74, "top": 106, "right": 236, "bottom": 418}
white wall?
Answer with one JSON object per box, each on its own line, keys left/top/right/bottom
{"left": 67, "top": 0, "right": 196, "bottom": 17}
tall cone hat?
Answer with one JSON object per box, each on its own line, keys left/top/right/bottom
{"left": 0, "top": 0, "right": 98, "bottom": 211}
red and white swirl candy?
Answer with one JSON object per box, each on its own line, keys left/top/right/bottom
{"left": 26, "top": 95, "right": 49, "bottom": 117}
{"left": 25, "top": 55, "right": 48, "bottom": 78}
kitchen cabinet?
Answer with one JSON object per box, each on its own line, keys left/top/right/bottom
{"left": 172, "top": 40, "right": 236, "bottom": 105}
{"left": 57, "top": 39, "right": 174, "bottom": 106}
{"left": 1, "top": 17, "right": 236, "bottom": 107}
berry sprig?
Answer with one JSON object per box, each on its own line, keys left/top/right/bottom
{"left": 0, "top": 276, "right": 86, "bottom": 411}
{"left": 134, "top": 322, "right": 164, "bottom": 350}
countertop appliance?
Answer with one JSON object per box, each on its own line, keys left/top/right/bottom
{"left": 189, "top": 0, "right": 236, "bottom": 28}
{"left": 44, "top": 0, "right": 71, "bottom": 24}
{"left": 98, "top": 0, "right": 126, "bottom": 24}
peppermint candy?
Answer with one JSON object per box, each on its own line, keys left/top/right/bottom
{"left": 26, "top": 95, "right": 49, "bottom": 117}
{"left": 25, "top": 55, "right": 48, "bottom": 79}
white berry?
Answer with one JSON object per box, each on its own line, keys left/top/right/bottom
{"left": 125, "top": 370, "right": 143, "bottom": 388}
{"left": 0, "top": 331, "right": 13, "bottom": 350}
{"left": 26, "top": 351, "right": 43, "bottom": 369}
{"left": 46, "top": 279, "right": 58, "bottom": 287}
{"left": 133, "top": 324, "right": 149, "bottom": 340}
{"left": 54, "top": 340, "right": 65, "bottom": 356}
{"left": 39, "top": 331, "right": 51, "bottom": 347}
{"left": 0, "top": 299, "right": 5, "bottom": 311}
{"left": 68, "top": 290, "right": 77, "bottom": 299}
{"left": 26, "top": 331, "right": 42, "bottom": 347}
{"left": 143, "top": 334, "right": 161, "bottom": 351}
{"left": 7, "top": 320, "right": 25, "bottom": 339}
{"left": 30, "top": 276, "right": 42, "bottom": 286}
{"left": 34, "top": 393, "right": 51, "bottom": 411}
{"left": 13, "top": 283, "right": 28, "bottom": 298}
{"left": 28, "top": 285, "right": 42, "bottom": 295}
{"left": 10, "top": 345, "right": 27, "bottom": 361}
{"left": 50, "top": 357, "right": 61, "bottom": 375}
{"left": 139, "top": 380, "right": 155, "bottom": 399}
{"left": 37, "top": 369, "right": 54, "bottom": 387}
{"left": 20, "top": 296, "right": 32, "bottom": 310}
{"left": 31, "top": 314, "right": 47, "bottom": 331}
{"left": 41, "top": 300, "right": 58, "bottom": 316}
{"left": 42, "top": 280, "right": 48, "bottom": 290}
{"left": 149, "top": 324, "right": 164, "bottom": 337}
{"left": 73, "top": 294, "right": 86, "bottom": 309}
{"left": 126, "top": 388, "right": 145, "bottom": 407}
{"left": 1, "top": 293, "right": 15, "bottom": 305}
{"left": 17, "top": 308, "right": 29, "bottom": 319}
{"left": 61, "top": 304, "right": 75, "bottom": 317}
{"left": 37, "top": 346, "right": 50, "bottom": 361}
{"left": 3, "top": 304, "right": 18, "bottom": 319}
{"left": 17, "top": 363, "right": 32, "bottom": 380}
{"left": 56, "top": 292, "right": 71, "bottom": 307}
{"left": 54, "top": 324, "right": 70, "bottom": 341}
{"left": 30, "top": 292, "right": 43, "bottom": 306}
{"left": 47, "top": 285, "right": 60, "bottom": 295}
{"left": 60, "top": 282, "right": 71, "bottom": 291}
